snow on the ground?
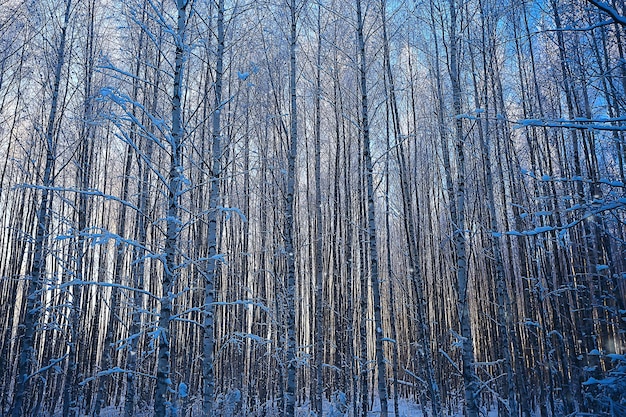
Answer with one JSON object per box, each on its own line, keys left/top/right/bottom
{"left": 83, "top": 400, "right": 501, "bottom": 416}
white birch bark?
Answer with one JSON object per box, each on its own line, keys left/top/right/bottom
{"left": 10, "top": 1, "right": 71, "bottom": 415}
{"left": 355, "top": 0, "right": 388, "bottom": 415}
{"left": 203, "top": 0, "right": 225, "bottom": 414}
{"left": 124, "top": 4, "right": 152, "bottom": 416}
{"left": 471, "top": 6, "right": 519, "bottom": 412}
{"left": 447, "top": 0, "right": 480, "bottom": 414}
{"left": 155, "top": 1, "right": 188, "bottom": 415}
{"left": 313, "top": 2, "right": 324, "bottom": 415}
{"left": 380, "top": 1, "right": 443, "bottom": 415}
{"left": 64, "top": 2, "right": 96, "bottom": 414}
{"left": 284, "top": 1, "right": 299, "bottom": 415}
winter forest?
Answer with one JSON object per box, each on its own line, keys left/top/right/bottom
{"left": 1, "top": 0, "right": 626, "bottom": 415}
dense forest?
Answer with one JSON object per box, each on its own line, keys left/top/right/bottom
{"left": 0, "top": 0, "right": 625, "bottom": 415}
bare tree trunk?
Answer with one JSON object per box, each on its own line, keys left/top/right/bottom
{"left": 64, "top": 2, "right": 97, "bottom": 414}
{"left": 203, "top": 0, "right": 225, "bottom": 414}
{"left": 467, "top": 3, "right": 519, "bottom": 413}
{"left": 447, "top": 0, "right": 480, "bottom": 414}
{"left": 10, "top": 1, "right": 72, "bottom": 415}
{"left": 123, "top": 3, "right": 153, "bottom": 416}
{"left": 355, "top": 0, "right": 388, "bottom": 415}
{"left": 330, "top": 58, "right": 359, "bottom": 416}
{"left": 155, "top": 1, "right": 188, "bottom": 416}
{"left": 379, "top": 7, "right": 401, "bottom": 416}
{"left": 358, "top": 187, "right": 369, "bottom": 417}
{"left": 125, "top": 146, "right": 152, "bottom": 417}
{"left": 285, "top": 1, "right": 299, "bottom": 415}
{"left": 313, "top": 2, "right": 324, "bottom": 414}
{"left": 94, "top": 96, "right": 134, "bottom": 417}
{"left": 380, "top": 1, "right": 442, "bottom": 414}
{"left": 383, "top": 120, "right": 400, "bottom": 417}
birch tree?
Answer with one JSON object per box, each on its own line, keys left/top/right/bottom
{"left": 312, "top": 1, "right": 325, "bottom": 414}
{"left": 10, "top": 1, "right": 72, "bottom": 415}
{"left": 355, "top": 0, "right": 389, "bottom": 415}
{"left": 0, "top": 0, "right": 624, "bottom": 414}
{"left": 202, "top": 0, "right": 226, "bottom": 414}
{"left": 380, "top": 1, "right": 443, "bottom": 415}
{"left": 447, "top": 0, "right": 480, "bottom": 413}
{"left": 153, "top": 1, "right": 190, "bottom": 416}
{"left": 284, "top": 0, "right": 299, "bottom": 414}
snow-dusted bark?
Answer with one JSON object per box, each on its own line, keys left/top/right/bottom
{"left": 10, "top": 1, "right": 72, "bottom": 416}
{"left": 470, "top": 3, "right": 519, "bottom": 413}
{"left": 313, "top": 3, "right": 324, "bottom": 415}
{"left": 154, "top": 1, "right": 188, "bottom": 416}
{"left": 94, "top": 106, "right": 134, "bottom": 417}
{"left": 202, "top": 0, "right": 225, "bottom": 414}
{"left": 380, "top": 1, "right": 442, "bottom": 414}
{"left": 64, "top": 2, "right": 97, "bottom": 415}
{"left": 355, "top": 1, "right": 388, "bottom": 415}
{"left": 123, "top": 5, "right": 152, "bottom": 417}
{"left": 284, "top": 1, "right": 299, "bottom": 415}
{"left": 447, "top": 0, "right": 479, "bottom": 414}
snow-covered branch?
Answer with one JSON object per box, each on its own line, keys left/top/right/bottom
{"left": 514, "top": 116, "right": 626, "bottom": 132}
{"left": 587, "top": 0, "right": 626, "bottom": 26}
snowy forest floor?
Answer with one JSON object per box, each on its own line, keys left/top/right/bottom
{"left": 90, "top": 398, "right": 502, "bottom": 417}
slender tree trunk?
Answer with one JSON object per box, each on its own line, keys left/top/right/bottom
{"left": 447, "top": 0, "right": 480, "bottom": 414}
{"left": 383, "top": 117, "right": 400, "bottom": 417}
{"left": 94, "top": 99, "right": 134, "bottom": 417}
{"left": 313, "top": 2, "right": 324, "bottom": 414}
{"left": 284, "top": 1, "right": 299, "bottom": 415}
{"left": 355, "top": 0, "right": 388, "bottom": 415}
{"left": 10, "top": 1, "right": 71, "bottom": 415}
{"left": 123, "top": 3, "right": 152, "bottom": 416}
{"left": 381, "top": 2, "right": 442, "bottom": 415}
{"left": 125, "top": 153, "right": 152, "bottom": 417}
{"left": 358, "top": 183, "right": 368, "bottom": 417}
{"left": 125, "top": 8, "right": 162, "bottom": 414}
{"left": 549, "top": 2, "right": 585, "bottom": 412}
{"left": 64, "top": 2, "right": 96, "bottom": 414}
{"left": 155, "top": 1, "right": 188, "bottom": 416}
{"left": 332, "top": 60, "right": 358, "bottom": 416}
{"left": 203, "top": 0, "right": 225, "bottom": 414}
{"left": 468, "top": 4, "right": 519, "bottom": 414}
{"left": 379, "top": 7, "right": 400, "bottom": 416}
